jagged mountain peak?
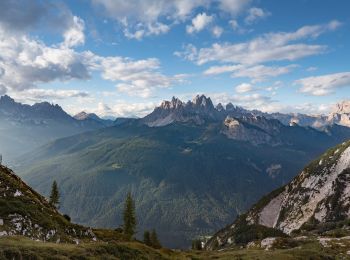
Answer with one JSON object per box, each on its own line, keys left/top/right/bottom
{"left": 328, "top": 100, "right": 350, "bottom": 127}
{"left": 192, "top": 94, "right": 214, "bottom": 109}
{"left": 332, "top": 100, "right": 350, "bottom": 114}
{"left": 0, "top": 95, "right": 15, "bottom": 104}
{"left": 159, "top": 96, "right": 184, "bottom": 110}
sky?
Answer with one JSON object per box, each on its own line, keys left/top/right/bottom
{"left": 0, "top": 0, "right": 349, "bottom": 118}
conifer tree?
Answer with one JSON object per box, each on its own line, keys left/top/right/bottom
{"left": 150, "top": 229, "right": 161, "bottom": 249}
{"left": 49, "top": 180, "right": 60, "bottom": 208}
{"left": 143, "top": 230, "right": 151, "bottom": 246}
{"left": 123, "top": 192, "right": 136, "bottom": 239}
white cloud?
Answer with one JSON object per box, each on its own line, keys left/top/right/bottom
{"left": 203, "top": 64, "right": 242, "bottom": 75}
{"left": 306, "top": 66, "right": 318, "bottom": 72}
{"left": 62, "top": 16, "right": 85, "bottom": 48}
{"left": 217, "top": 0, "right": 252, "bottom": 16}
{"left": 204, "top": 64, "right": 297, "bottom": 82}
{"left": 186, "top": 13, "right": 213, "bottom": 34}
{"left": 11, "top": 88, "right": 89, "bottom": 102}
{"left": 0, "top": 19, "right": 181, "bottom": 99}
{"left": 92, "top": 0, "right": 210, "bottom": 38}
{"left": 235, "top": 83, "right": 253, "bottom": 93}
{"left": 124, "top": 22, "right": 170, "bottom": 40}
{"left": 177, "top": 20, "right": 341, "bottom": 65}
{"left": 96, "top": 56, "right": 185, "bottom": 98}
{"left": 244, "top": 7, "right": 270, "bottom": 24}
{"left": 212, "top": 26, "right": 223, "bottom": 38}
{"left": 0, "top": 26, "right": 91, "bottom": 91}
{"left": 92, "top": 0, "right": 253, "bottom": 39}
{"left": 95, "top": 101, "right": 156, "bottom": 117}
{"left": 231, "top": 64, "right": 297, "bottom": 82}
{"left": 296, "top": 72, "right": 350, "bottom": 96}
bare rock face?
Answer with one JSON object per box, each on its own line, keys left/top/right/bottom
{"left": 222, "top": 117, "right": 274, "bottom": 145}
{"left": 142, "top": 95, "right": 221, "bottom": 127}
{"left": 206, "top": 141, "right": 350, "bottom": 249}
{"left": 328, "top": 101, "right": 350, "bottom": 127}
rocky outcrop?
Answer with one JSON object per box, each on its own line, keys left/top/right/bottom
{"left": 206, "top": 140, "right": 350, "bottom": 249}
{"left": 328, "top": 101, "right": 350, "bottom": 127}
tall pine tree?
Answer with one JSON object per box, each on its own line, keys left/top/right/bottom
{"left": 143, "top": 230, "right": 151, "bottom": 246}
{"left": 123, "top": 192, "right": 136, "bottom": 239}
{"left": 150, "top": 229, "right": 161, "bottom": 249}
{"left": 49, "top": 180, "right": 60, "bottom": 208}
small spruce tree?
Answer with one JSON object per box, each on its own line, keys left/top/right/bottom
{"left": 143, "top": 230, "right": 151, "bottom": 246}
{"left": 192, "top": 239, "right": 202, "bottom": 250}
{"left": 123, "top": 192, "right": 136, "bottom": 239}
{"left": 150, "top": 229, "right": 161, "bottom": 249}
{"left": 49, "top": 180, "right": 60, "bottom": 208}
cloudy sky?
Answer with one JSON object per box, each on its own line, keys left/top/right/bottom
{"left": 0, "top": 0, "right": 349, "bottom": 117}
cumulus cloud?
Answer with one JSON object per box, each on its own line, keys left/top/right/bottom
{"left": 92, "top": 0, "right": 210, "bottom": 38}
{"left": 296, "top": 72, "right": 350, "bottom": 96}
{"left": 186, "top": 13, "right": 213, "bottom": 34}
{"left": 235, "top": 83, "right": 253, "bottom": 93}
{"left": 0, "top": 0, "right": 86, "bottom": 46}
{"left": 177, "top": 20, "right": 341, "bottom": 65}
{"left": 244, "top": 7, "right": 270, "bottom": 24}
{"left": 92, "top": 0, "right": 254, "bottom": 39}
{"left": 62, "top": 16, "right": 85, "bottom": 48}
{"left": 212, "top": 26, "right": 224, "bottom": 38}
{"left": 95, "top": 57, "right": 186, "bottom": 98}
{"left": 0, "top": 0, "right": 50, "bottom": 31}
{"left": 0, "top": 27, "right": 91, "bottom": 91}
{"left": 0, "top": 19, "right": 180, "bottom": 99}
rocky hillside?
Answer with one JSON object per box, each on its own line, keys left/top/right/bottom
{"left": 206, "top": 140, "right": 350, "bottom": 250}
{"left": 0, "top": 164, "right": 100, "bottom": 243}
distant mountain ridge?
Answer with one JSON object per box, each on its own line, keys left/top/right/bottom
{"left": 0, "top": 95, "right": 110, "bottom": 161}
{"left": 143, "top": 95, "right": 350, "bottom": 129}
{"left": 74, "top": 111, "right": 114, "bottom": 127}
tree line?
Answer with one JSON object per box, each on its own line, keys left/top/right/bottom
{"left": 49, "top": 181, "right": 161, "bottom": 249}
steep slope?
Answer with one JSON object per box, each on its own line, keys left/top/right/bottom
{"left": 0, "top": 95, "right": 107, "bottom": 162}
{"left": 17, "top": 113, "right": 350, "bottom": 248}
{"left": 0, "top": 165, "right": 97, "bottom": 243}
{"left": 206, "top": 140, "right": 350, "bottom": 250}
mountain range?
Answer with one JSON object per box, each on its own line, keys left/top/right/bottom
{"left": 0, "top": 95, "right": 112, "bottom": 162}
{"left": 13, "top": 95, "right": 350, "bottom": 248}
{"left": 206, "top": 140, "right": 350, "bottom": 251}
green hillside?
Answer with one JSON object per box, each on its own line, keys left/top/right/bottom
{"left": 17, "top": 121, "right": 350, "bottom": 248}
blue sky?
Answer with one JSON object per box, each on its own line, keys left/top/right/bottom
{"left": 0, "top": 0, "right": 349, "bottom": 117}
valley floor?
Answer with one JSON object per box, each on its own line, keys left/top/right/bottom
{"left": 1, "top": 236, "right": 350, "bottom": 259}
